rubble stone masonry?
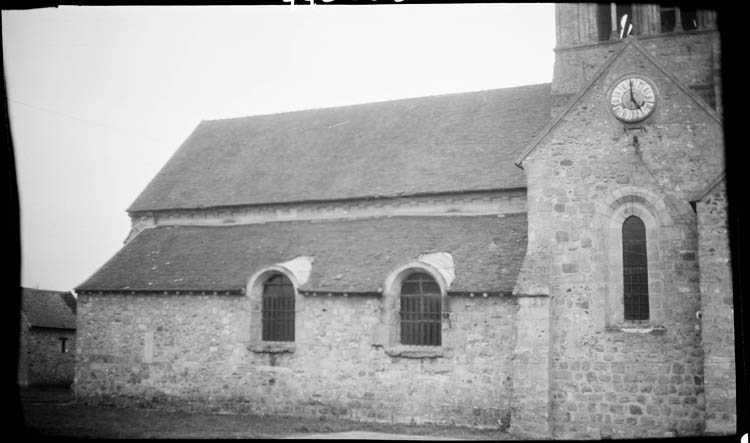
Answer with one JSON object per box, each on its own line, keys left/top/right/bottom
{"left": 75, "top": 292, "right": 517, "bottom": 427}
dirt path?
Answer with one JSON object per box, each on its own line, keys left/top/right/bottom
{"left": 283, "top": 431, "right": 464, "bottom": 439}
{"left": 19, "top": 387, "right": 513, "bottom": 440}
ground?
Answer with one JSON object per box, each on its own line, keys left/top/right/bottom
{"left": 19, "top": 387, "right": 516, "bottom": 439}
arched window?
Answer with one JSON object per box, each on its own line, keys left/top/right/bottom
{"left": 400, "top": 272, "right": 441, "bottom": 346}
{"left": 622, "top": 216, "right": 649, "bottom": 322}
{"left": 262, "top": 274, "right": 295, "bottom": 342}
{"left": 660, "top": 6, "right": 676, "bottom": 32}
{"left": 616, "top": 4, "right": 634, "bottom": 38}
{"left": 598, "top": 3, "right": 634, "bottom": 41}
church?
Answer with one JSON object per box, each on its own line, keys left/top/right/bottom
{"left": 74, "top": 4, "right": 735, "bottom": 439}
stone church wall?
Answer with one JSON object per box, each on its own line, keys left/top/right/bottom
{"left": 697, "top": 181, "right": 736, "bottom": 433}
{"left": 75, "top": 292, "right": 517, "bottom": 427}
{"left": 520, "top": 42, "right": 725, "bottom": 438}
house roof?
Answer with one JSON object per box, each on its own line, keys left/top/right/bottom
{"left": 76, "top": 214, "right": 527, "bottom": 294}
{"left": 21, "top": 288, "right": 77, "bottom": 330}
{"left": 129, "top": 84, "right": 551, "bottom": 212}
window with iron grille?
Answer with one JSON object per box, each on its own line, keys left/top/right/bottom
{"left": 623, "top": 216, "right": 649, "bottom": 322}
{"left": 262, "top": 274, "right": 295, "bottom": 342}
{"left": 400, "top": 272, "right": 442, "bottom": 346}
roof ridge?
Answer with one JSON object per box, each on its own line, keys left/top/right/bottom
{"left": 201, "top": 83, "right": 553, "bottom": 123}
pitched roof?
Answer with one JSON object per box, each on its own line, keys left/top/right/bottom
{"left": 515, "top": 37, "right": 721, "bottom": 167}
{"left": 129, "top": 84, "right": 551, "bottom": 212}
{"left": 21, "top": 288, "right": 77, "bottom": 330}
{"left": 76, "top": 214, "right": 527, "bottom": 294}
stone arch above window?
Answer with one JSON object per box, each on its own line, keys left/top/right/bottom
{"left": 596, "top": 186, "right": 673, "bottom": 226}
{"left": 377, "top": 256, "right": 452, "bottom": 355}
{"left": 246, "top": 259, "right": 311, "bottom": 352}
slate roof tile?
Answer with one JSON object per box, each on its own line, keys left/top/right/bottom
{"left": 76, "top": 215, "right": 527, "bottom": 294}
{"left": 129, "top": 84, "right": 550, "bottom": 212}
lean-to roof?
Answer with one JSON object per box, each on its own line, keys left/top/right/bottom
{"left": 76, "top": 215, "right": 527, "bottom": 294}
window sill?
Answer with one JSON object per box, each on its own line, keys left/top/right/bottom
{"left": 606, "top": 325, "right": 666, "bottom": 335}
{"left": 384, "top": 345, "right": 444, "bottom": 358}
{"left": 247, "top": 342, "right": 296, "bottom": 354}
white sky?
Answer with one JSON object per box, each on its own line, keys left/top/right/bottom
{"left": 3, "top": 4, "right": 555, "bottom": 292}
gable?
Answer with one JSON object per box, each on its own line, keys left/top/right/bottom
{"left": 128, "top": 84, "right": 551, "bottom": 212}
{"left": 516, "top": 38, "right": 724, "bottom": 201}
{"left": 517, "top": 38, "right": 721, "bottom": 162}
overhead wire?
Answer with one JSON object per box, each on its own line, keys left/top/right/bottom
{"left": 8, "top": 98, "right": 169, "bottom": 144}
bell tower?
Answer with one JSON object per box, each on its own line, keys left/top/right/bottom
{"left": 551, "top": 4, "right": 720, "bottom": 118}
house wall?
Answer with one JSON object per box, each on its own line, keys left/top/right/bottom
{"left": 75, "top": 292, "right": 517, "bottom": 427}
{"left": 18, "top": 316, "right": 29, "bottom": 387}
{"left": 26, "top": 328, "right": 76, "bottom": 386}
{"left": 518, "top": 42, "right": 725, "bottom": 439}
{"left": 697, "top": 181, "right": 736, "bottom": 434}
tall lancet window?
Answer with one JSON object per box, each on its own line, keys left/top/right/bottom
{"left": 623, "top": 216, "right": 649, "bottom": 322}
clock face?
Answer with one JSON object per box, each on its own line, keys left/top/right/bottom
{"left": 609, "top": 76, "right": 657, "bottom": 123}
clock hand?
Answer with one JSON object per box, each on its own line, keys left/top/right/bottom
{"left": 629, "top": 80, "right": 634, "bottom": 103}
{"left": 629, "top": 80, "right": 643, "bottom": 110}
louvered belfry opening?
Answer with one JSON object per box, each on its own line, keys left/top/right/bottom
{"left": 400, "top": 272, "right": 442, "bottom": 346}
{"left": 622, "top": 216, "right": 649, "bottom": 322}
{"left": 262, "top": 274, "right": 295, "bottom": 342}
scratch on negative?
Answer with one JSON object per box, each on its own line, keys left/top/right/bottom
{"left": 328, "top": 121, "right": 350, "bottom": 129}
